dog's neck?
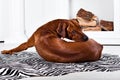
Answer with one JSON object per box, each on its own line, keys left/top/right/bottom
{"left": 70, "top": 18, "right": 80, "bottom": 27}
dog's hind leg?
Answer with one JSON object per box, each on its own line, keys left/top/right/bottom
{"left": 1, "top": 34, "right": 35, "bottom": 54}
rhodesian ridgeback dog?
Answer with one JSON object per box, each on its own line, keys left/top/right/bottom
{"left": 1, "top": 9, "right": 103, "bottom": 63}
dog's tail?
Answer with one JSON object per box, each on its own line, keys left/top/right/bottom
{"left": 1, "top": 34, "right": 35, "bottom": 54}
{"left": 13, "top": 34, "right": 35, "bottom": 52}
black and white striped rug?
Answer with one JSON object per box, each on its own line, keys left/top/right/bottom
{"left": 0, "top": 51, "right": 120, "bottom": 80}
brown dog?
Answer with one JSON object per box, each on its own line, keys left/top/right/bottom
{"left": 1, "top": 9, "right": 103, "bottom": 63}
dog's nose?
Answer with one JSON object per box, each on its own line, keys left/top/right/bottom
{"left": 83, "top": 36, "right": 88, "bottom": 41}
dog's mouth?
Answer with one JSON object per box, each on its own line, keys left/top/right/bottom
{"left": 76, "top": 36, "right": 89, "bottom": 42}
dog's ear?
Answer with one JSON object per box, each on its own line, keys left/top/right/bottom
{"left": 56, "top": 23, "right": 67, "bottom": 38}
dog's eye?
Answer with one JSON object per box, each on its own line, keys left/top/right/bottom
{"left": 79, "top": 26, "right": 83, "bottom": 29}
{"left": 72, "top": 30, "right": 76, "bottom": 34}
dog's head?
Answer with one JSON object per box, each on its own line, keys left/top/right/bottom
{"left": 56, "top": 22, "right": 88, "bottom": 42}
{"left": 76, "top": 8, "right": 98, "bottom": 27}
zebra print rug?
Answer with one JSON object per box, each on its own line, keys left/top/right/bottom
{"left": 0, "top": 51, "right": 120, "bottom": 80}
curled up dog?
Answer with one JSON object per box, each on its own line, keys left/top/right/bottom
{"left": 1, "top": 9, "right": 103, "bottom": 63}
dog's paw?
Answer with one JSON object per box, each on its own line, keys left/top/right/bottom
{"left": 1, "top": 50, "right": 13, "bottom": 54}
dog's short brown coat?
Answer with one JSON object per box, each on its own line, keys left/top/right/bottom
{"left": 2, "top": 19, "right": 103, "bottom": 63}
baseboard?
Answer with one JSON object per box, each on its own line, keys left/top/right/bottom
{"left": 103, "top": 44, "right": 120, "bottom": 46}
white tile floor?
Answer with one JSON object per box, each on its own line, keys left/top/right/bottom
{"left": 0, "top": 43, "right": 120, "bottom": 80}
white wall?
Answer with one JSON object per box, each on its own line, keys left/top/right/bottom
{"left": 0, "top": 0, "right": 3, "bottom": 40}
{"left": 0, "top": 0, "right": 9, "bottom": 41}
{"left": 25, "top": 0, "right": 69, "bottom": 37}
{"left": 114, "top": 0, "right": 120, "bottom": 31}
{"left": 0, "top": 0, "right": 27, "bottom": 43}
{"left": 0, "top": 0, "right": 69, "bottom": 43}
